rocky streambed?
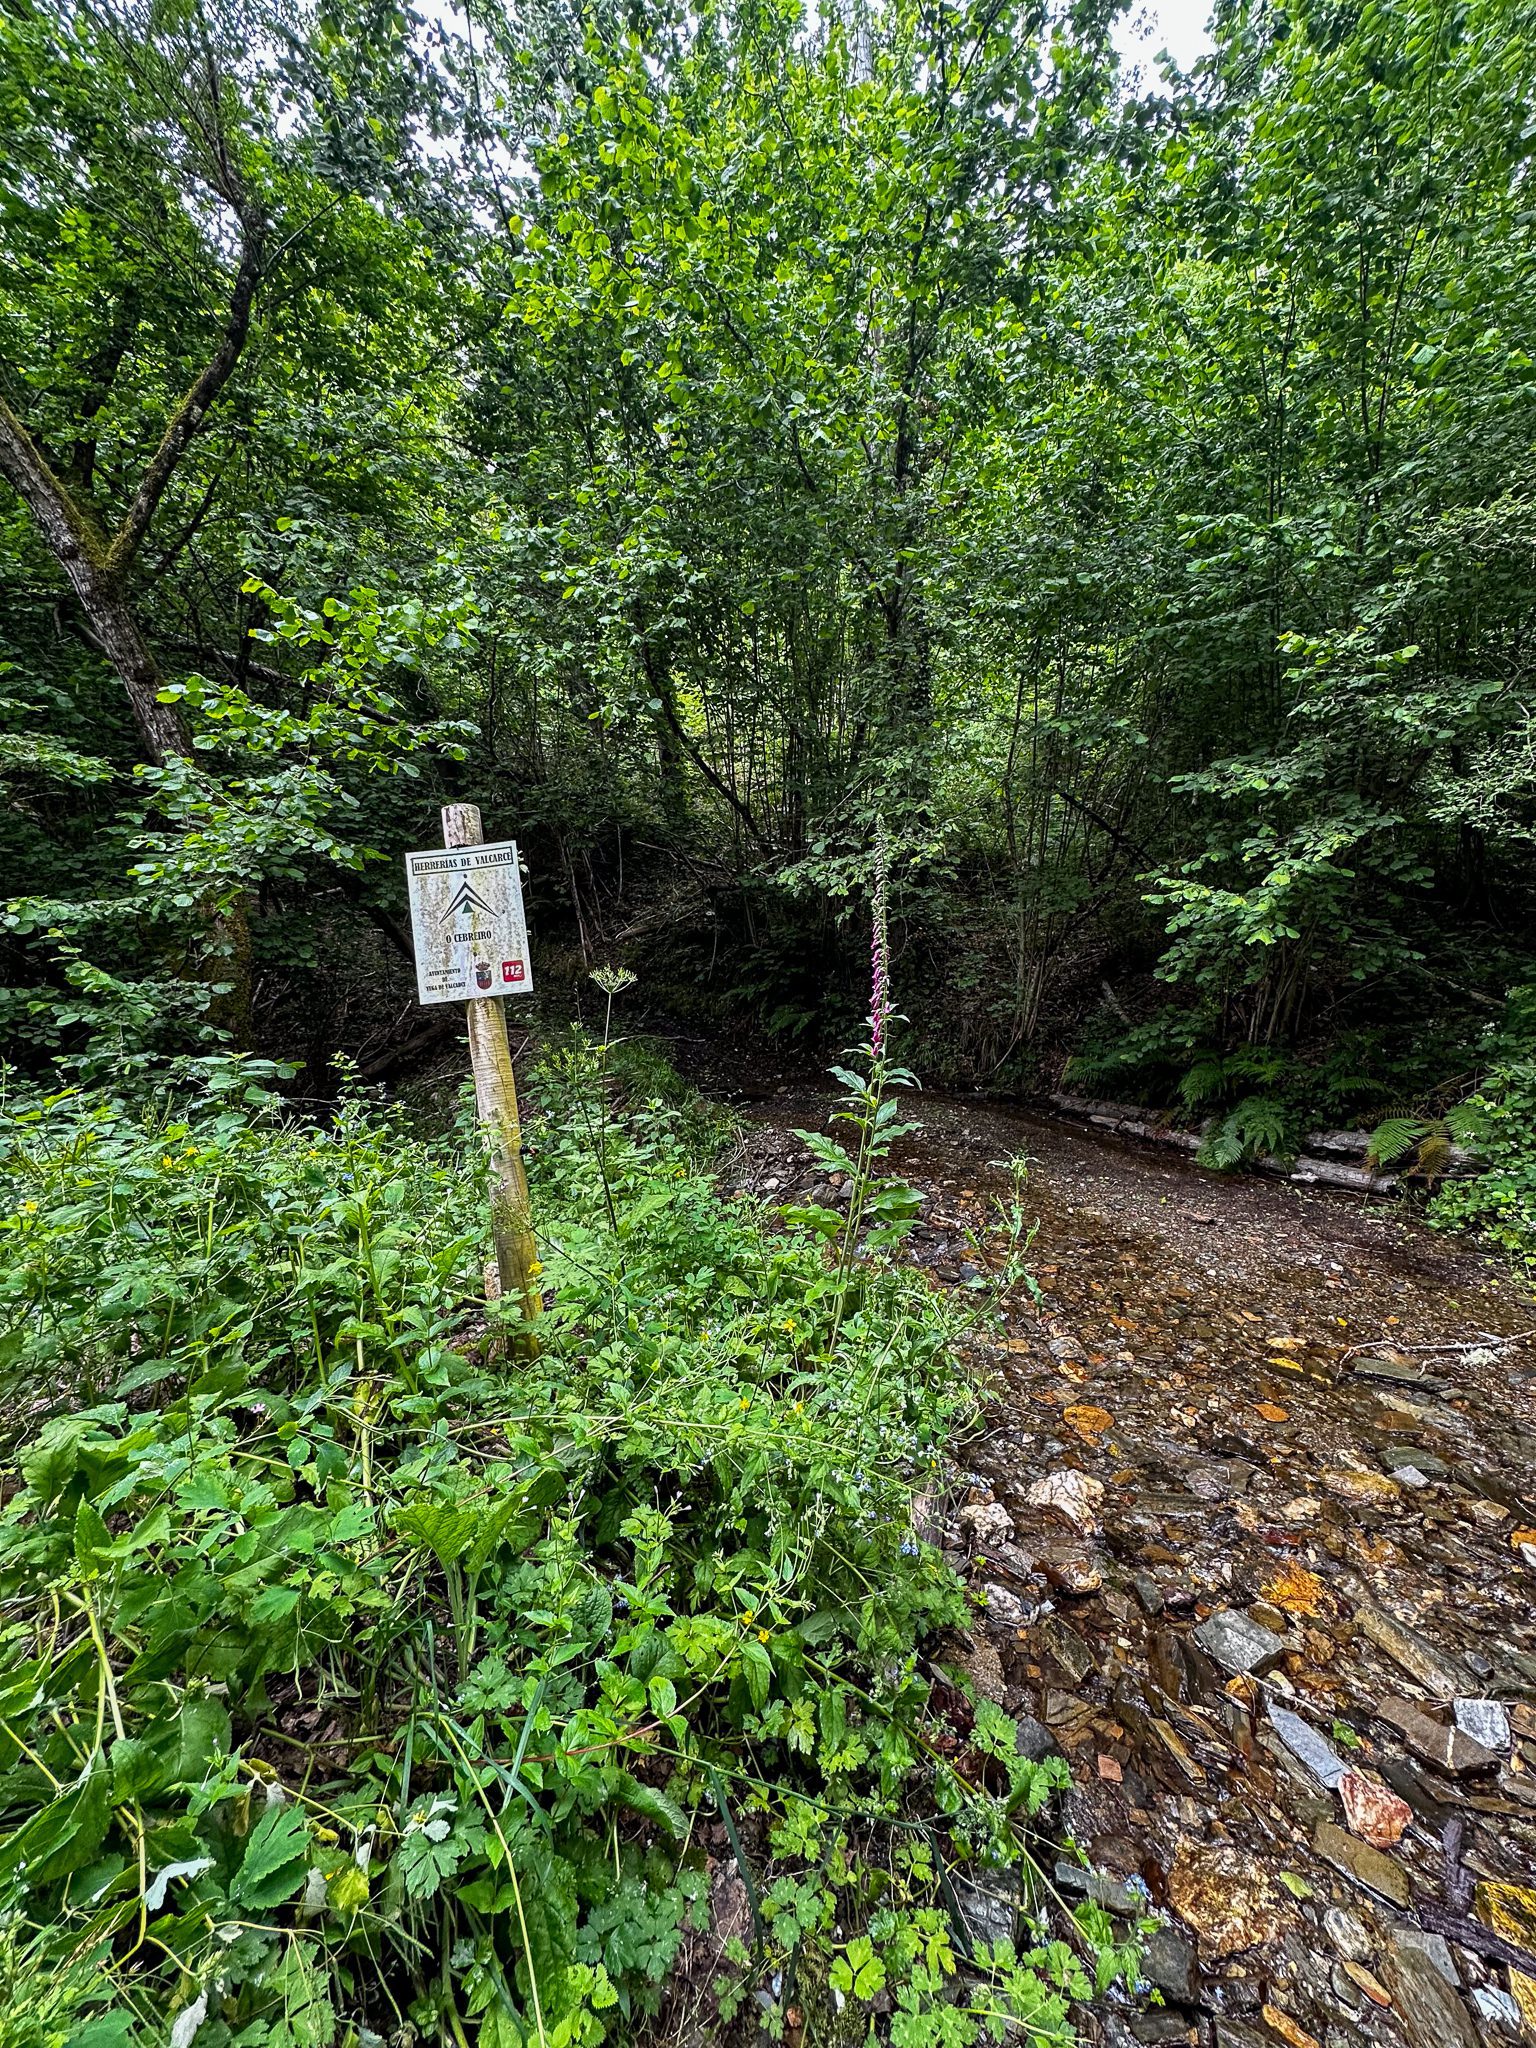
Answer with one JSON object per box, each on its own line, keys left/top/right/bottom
{"left": 731, "top": 1079, "right": 1536, "bottom": 2048}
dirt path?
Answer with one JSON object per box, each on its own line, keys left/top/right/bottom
{"left": 729, "top": 1077, "right": 1536, "bottom": 2048}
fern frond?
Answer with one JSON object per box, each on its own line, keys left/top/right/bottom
{"left": 1224, "top": 1094, "right": 1288, "bottom": 1160}
{"left": 1366, "top": 1115, "right": 1430, "bottom": 1171}
{"left": 1413, "top": 1133, "right": 1452, "bottom": 1180}
{"left": 1179, "top": 1057, "right": 1228, "bottom": 1110}
{"left": 1444, "top": 1101, "right": 1483, "bottom": 1144}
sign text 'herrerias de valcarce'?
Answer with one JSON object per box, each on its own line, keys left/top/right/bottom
{"left": 404, "top": 840, "right": 533, "bottom": 1007}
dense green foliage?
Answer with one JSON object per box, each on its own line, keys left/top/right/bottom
{"left": 4, "top": 0, "right": 1535, "bottom": 2030}
{"left": 0, "top": 1049, "right": 1140, "bottom": 2044}
{"left": 3, "top": 0, "right": 1535, "bottom": 1136}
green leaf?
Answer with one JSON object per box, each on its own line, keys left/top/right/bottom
{"left": 739, "top": 1638, "right": 773, "bottom": 1710}
{"left": 390, "top": 1498, "right": 478, "bottom": 1569}
{"left": 465, "top": 1494, "right": 541, "bottom": 1575}
{"left": 173, "top": 1697, "right": 231, "bottom": 1786}
{"left": 110, "top": 1736, "right": 164, "bottom": 1803}
{"left": 73, "top": 1499, "right": 111, "bottom": 1572}
{"left": 609, "top": 1770, "right": 686, "bottom": 1840}
{"left": 231, "top": 1801, "right": 311, "bottom": 1909}
{"left": 22, "top": 1415, "right": 96, "bottom": 1501}
{"left": 0, "top": 1754, "right": 111, "bottom": 1889}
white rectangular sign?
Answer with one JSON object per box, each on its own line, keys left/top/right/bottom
{"left": 405, "top": 840, "right": 533, "bottom": 1006}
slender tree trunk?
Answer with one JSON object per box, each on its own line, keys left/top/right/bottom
{"left": 0, "top": 400, "right": 254, "bottom": 1040}
{"left": 0, "top": 401, "right": 188, "bottom": 763}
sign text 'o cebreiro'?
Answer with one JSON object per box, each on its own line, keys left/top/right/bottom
{"left": 405, "top": 840, "right": 533, "bottom": 1005}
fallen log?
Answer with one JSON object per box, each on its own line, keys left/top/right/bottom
{"left": 1047, "top": 1094, "right": 1203, "bottom": 1153}
{"left": 1044, "top": 1092, "right": 1477, "bottom": 1196}
{"left": 1251, "top": 1152, "right": 1402, "bottom": 1195}
{"left": 1303, "top": 1126, "right": 1479, "bottom": 1174}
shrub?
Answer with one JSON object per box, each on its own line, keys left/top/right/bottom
{"left": 1427, "top": 1059, "right": 1536, "bottom": 1264}
{"left": 0, "top": 1052, "right": 1138, "bottom": 2046}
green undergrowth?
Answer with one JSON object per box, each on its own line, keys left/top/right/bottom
{"left": 1425, "top": 1059, "right": 1536, "bottom": 1266}
{"left": 0, "top": 1045, "right": 1139, "bottom": 2047}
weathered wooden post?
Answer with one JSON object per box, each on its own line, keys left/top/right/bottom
{"left": 405, "top": 805, "right": 541, "bottom": 1341}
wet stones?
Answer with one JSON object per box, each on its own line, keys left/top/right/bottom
{"left": 1039, "top": 1549, "right": 1104, "bottom": 1596}
{"left": 950, "top": 1868, "right": 1016, "bottom": 1952}
{"left": 958, "top": 1499, "right": 1015, "bottom": 1550}
{"left": 1338, "top": 1958, "right": 1391, "bottom": 2008}
{"left": 942, "top": 1631, "right": 1008, "bottom": 1706}
{"left": 1181, "top": 1458, "right": 1257, "bottom": 1501}
{"left": 1390, "top": 1928, "right": 1458, "bottom": 1987}
{"left": 1321, "top": 1468, "right": 1403, "bottom": 1505}
{"left": 1052, "top": 1859, "right": 1144, "bottom": 1916}
{"left": 1012, "top": 1712, "right": 1061, "bottom": 1764}
{"left": 1380, "top": 1932, "right": 1481, "bottom": 2048}
{"left": 1141, "top": 1925, "right": 1198, "bottom": 2004}
{"left": 1471, "top": 1985, "right": 1523, "bottom": 2031}
{"left": 1354, "top": 1600, "right": 1469, "bottom": 1698}
{"left": 1337, "top": 1767, "right": 1412, "bottom": 1848}
{"left": 1472, "top": 1882, "right": 1536, "bottom": 2032}
{"left": 1036, "top": 1616, "right": 1096, "bottom": 1687}
{"left": 978, "top": 1581, "right": 1030, "bottom": 1629}
{"left": 1452, "top": 1697, "right": 1511, "bottom": 1751}
{"left": 1023, "top": 1468, "right": 1104, "bottom": 1532}
{"left": 1351, "top": 1357, "right": 1450, "bottom": 1392}
{"left": 1374, "top": 1755, "right": 1454, "bottom": 1832}
{"left": 1379, "top": 1443, "right": 1451, "bottom": 1484}
{"left": 1132, "top": 1571, "right": 1165, "bottom": 1616}
{"left": 1192, "top": 1608, "right": 1285, "bottom": 1677}
{"left": 1166, "top": 1841, "right": 1284, "bottom": 1959}
{"left": 1322, "top": 1906, "right": 1371, "bottom": 1963}
{"left": 1311, "top": 1820, "right": 1412, "bottom": 1907}
{"left": 1376, "top": 1696, "right": 1500, "bottom": 1775}
{"left": 1267, "top": 1706, "right": 1349, "bottom": 1790}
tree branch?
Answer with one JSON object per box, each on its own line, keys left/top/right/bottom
{"left": 105, "top": 204, "right": 264, "bottom": 576}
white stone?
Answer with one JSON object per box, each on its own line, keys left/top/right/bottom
{"left": 1453, "top": 1697, "right": 1511, "bottom": 1751}
{"left": 957, "top": 1500, "right": 1015, "bottom": 1549}
{"left": 1023, "top": 1469, "right": 1104, "bottom": 1532}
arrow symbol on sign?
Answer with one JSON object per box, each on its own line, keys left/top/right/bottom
{"left": 444, "top": 879, "right": 496, "bottom": 922}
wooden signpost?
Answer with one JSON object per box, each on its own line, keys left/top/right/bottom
{"left": 405, "top": 805, "right": 540, "bottom": 1338}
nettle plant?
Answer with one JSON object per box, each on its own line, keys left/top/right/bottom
{"left": 0, "top": 1044, "right": 1139, "bottom": 2047}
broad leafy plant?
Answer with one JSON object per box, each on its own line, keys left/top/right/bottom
{"left": 0, "top": 1047, "right": 1136, "bottom": 2044}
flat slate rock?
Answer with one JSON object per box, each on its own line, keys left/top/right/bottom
{"left": 1377, "top": 1696, "right": 1499, "bottom": 1775}
{"left": 1312, "top": 1820, "right": 1412, "bottom": 1907}
{"left": 1268, "top": 1706, "right": 1349, "bottom": 1789}
{"left": 1166, "top": 1840, "right": 1283, "bottom": 1958}
{"left": 1192, "top": 1608, "right": 1285, "bottom": 1677}
{"left": 1390, "top": 1928, "right": 1460, "bottom": 1988}
{"left": 1380, "top": 1442, "right": 1451, "bottom": 1480}
{"left": 1141, "top": 1925, "right": 1198, "bottom": 2004}
{"left": 1381, "top": 1933, "right": 1480, "bottom": 2048}
{"left": 1338, "top": 1766, "right": 1412, "bottom": 1847}
{"left": 1356, "top": 1602, "right": 1466, "bottom": 1698}
{"left": 1013, "top": 1712, "right": 1062, "bottom": 1764}
{"left": 1052, "top": 1859, "right": 1143, "bottom": 1917}
{"left": 1351, "top": 1357, "right": 1450, "bottom": 1391}
{"left": 1453, "top": 1697, "right": 1511, "bottom": 1750}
